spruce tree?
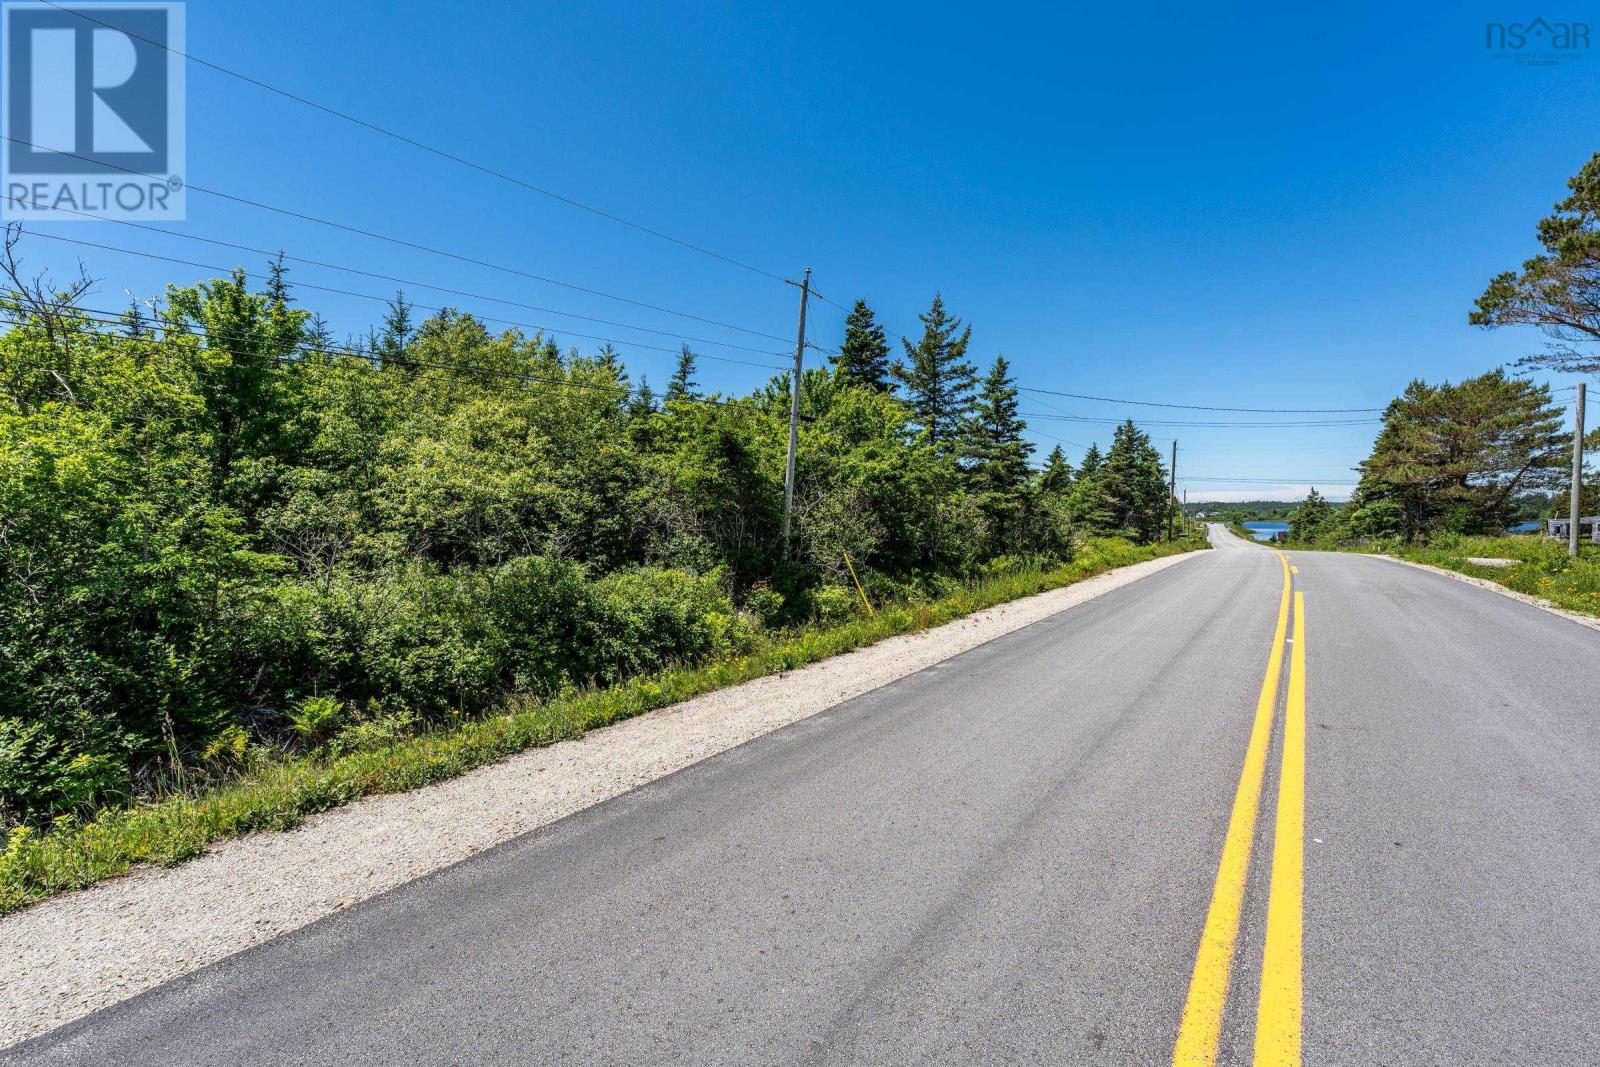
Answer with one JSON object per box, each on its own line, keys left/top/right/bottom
{"left": 1079, "top": 443, "right": 1104, "bottom": 479}
{"left": 308, "top": 313, "right": 334, "bottom": 354}
{"left": 630, "top": 376, "right": 656, "bottom": 418}
{"left": 969, "top": 355, "right": 1035, "bottom": 550}
{"left": 1100, "top": 420, "right": 1170, "bottom": 542}
{"left": 833, "top": 299, "right": 891, "bottom": 391}
{"left": 120, "top": 301, "right": 147, "bottom": 338}
{"left": 1039, "top": 444, "right": 1074, "bottom": 495}
{"left": 891, "top": 294, "right": 977, "bottom": 453}
{"left": 379, "top": 290, "right": 414, "bottom": 369}
{"left": 667, "top": 344, "right": 699, "bottom": 402}
{"left": 265, "top": 251, "right": 293, "bottom": 307}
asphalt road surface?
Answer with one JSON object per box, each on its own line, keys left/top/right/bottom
{"left": 13, "top": 526, "right": 1600, "bottom": 1065}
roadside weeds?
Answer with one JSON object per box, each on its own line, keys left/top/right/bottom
{"left": 1, "top": 537, "right": 1205, "bottom": 917}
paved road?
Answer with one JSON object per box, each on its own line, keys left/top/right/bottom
{"left": 13, "top": 527, "right": 1600, "bottom": 1065}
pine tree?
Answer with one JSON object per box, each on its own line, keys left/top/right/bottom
{"left": 968, "top": 355, "right": 1035, "bottom": 550}
{"left": 891, "top": 294, "right": 977, "bottom": 453}
{"left": 380, "top": 290, "right": 414, "bottom": 368}
{"left": 667, "top": 344, "right": 699, "bottom": 402}
{"left": 833, "top": 299, "right": 891, "bottom": 391}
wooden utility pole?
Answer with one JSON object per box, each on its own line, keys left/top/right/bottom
{"left": 1570, "top": 382, "right": 1586, "bottom": 558}
{"left": 1168, "top": 439, "right": 1178, "bottom": 541}
{"left": 782, "top": 268, "right": 811, "bottom": 559}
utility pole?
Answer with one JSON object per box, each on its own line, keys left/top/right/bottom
{"left": 781, "top": 268, "right": 811, "bottom": 559}
{"left": 1168, "top": 439, "right": 1178, "bottom": 541}
{"left": 1570, "top": 381, "right": 1586, "bottom": 558}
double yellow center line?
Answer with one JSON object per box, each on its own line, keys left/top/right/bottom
{"left": 1172, "top": 551, "right": 1308, "bottom": 1066}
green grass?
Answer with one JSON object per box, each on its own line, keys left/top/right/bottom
{"left": 0, "top": 536, "right": 1205, "bottom": 915}
{"left": 1384, "top": 533, "right": 1600, "bottom": 617}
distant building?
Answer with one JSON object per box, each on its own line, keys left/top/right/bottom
{"left": 1545, "top": 517, "right": 1600, "bottom": 542}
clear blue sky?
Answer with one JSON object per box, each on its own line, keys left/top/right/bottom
{"left": 14, "top": 1, "right": 1600, "bottom": 499}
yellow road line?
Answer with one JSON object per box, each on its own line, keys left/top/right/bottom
{"left": 1171, "top": 552, "right": 1292, "bottom": 1066}
{"left": 1255, "top": 591, "right": 1307, "bottom": 1066}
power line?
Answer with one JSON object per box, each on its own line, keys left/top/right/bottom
{"left": 3, "top": 135, "right": 793, "bottom": 345}
{"left": 35, "top": 0, "right": 790, "bottom": 285}
{"left": 1019, "top": 410, "right": 1381, "bottom": 429}
{"left": 19, "top": 229, "right": 790, "bottom": 372}
{"left": 1019, "top": 385, "right": 1384, "bottom": 414}
{"left": 6, "top": 297, "right": 790, "bottom": 419}
{"left": 2, "top": 195, "right": 793, "bottom": 358}
{"left": 1178, "top": 476, "right": 1360, "bottom": 485}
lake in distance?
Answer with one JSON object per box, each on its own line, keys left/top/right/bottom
{"left": 1242, "top": 521, "right": 1290, "bottom": 542}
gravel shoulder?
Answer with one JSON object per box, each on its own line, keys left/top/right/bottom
{"left": 0, "top": 549, "right": 1200, "bottom": 1049}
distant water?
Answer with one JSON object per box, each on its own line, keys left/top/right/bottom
{"left": 1507, "top": 522, "right": 1542, "bottom": 534}
{"left": 1242, "top": 521, "right": 1290, "bottom": 542}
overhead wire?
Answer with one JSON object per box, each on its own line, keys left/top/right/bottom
{"left": 2, "top": 135, "right": 793, "bottom": 344}
{"left": 34, "top": 0, "right": 791, "bottom": 284}
{"left": 1, "top": 295, "right": 792, "bottom": 418}
{"left": 0, "top": 195, "right": 792, "bottom": 358}
{"left": 18, "top": 228, "right": 790, "bottom": 371}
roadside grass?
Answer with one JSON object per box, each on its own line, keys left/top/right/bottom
{"left": 1243, "top": 524, "right": 1600, "bottom": 618}
{"left": 1386, "top": 534, "right": 1600, "bottom": 617}
{"left": 0, "top": 536, "right": 1205, "bottom": 916}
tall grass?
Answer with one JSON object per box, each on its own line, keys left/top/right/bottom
{"left": 0, "top": 536, "right": 1204, "bottom": 915}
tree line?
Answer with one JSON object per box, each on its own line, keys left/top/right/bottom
{"left": 1285, "top": 151, "right": 1600, "bottom": 545}
{"left": 0, "top": 241, "right": 1178, "bottom": 825}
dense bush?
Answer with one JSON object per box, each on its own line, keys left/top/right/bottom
{"left": 0, "top": 264, "right": 1175, "bottom": 826}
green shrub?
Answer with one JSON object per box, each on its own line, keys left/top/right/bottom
{"left": 591, "top": 567, "right": 754, "bottom": 681}
{"left": 287, "top": 695, "right": 347, "bottom": 746}
{"left": 742, "top": 584, "right": 785, "bottom": 628}
{"left": 812, "top": 584, "right": 859, "bottom": 624}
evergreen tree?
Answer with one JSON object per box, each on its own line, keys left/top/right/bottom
{"left": 1289, "top": 487, "right": 1335, "bottom": 543}
{"left": 1079, "top": 443, "right": 1104, "bottom": 479}
{"left": 891, "top": 294, "right": 977, "bottom": 453}
{"left": 120, "top": 301, "right": 147, "bottom": 338}
{"left": 379, "top": 290, "right": 414, "bottom": 368}
{"left": 265, "top": 252, "right": 293, "bottom": 307}
{"left": 1097, "top": 421, "right": 1171, "bottom": 542}
{"left": 308, "top": 313, "right": 334, "bottom": 354}
{"left": 667, "top": 344, "right": 699, "bottom": 402}
{"left": 1039, "top": 444, "right": 1073, "bottom": 495}
{"left": 630, "top": 375, "right": 657, "bottom": 418}
{"left": 967, "top": 356, "right": 1035, "bottom": 551}
{"left": 833, "top": 299, "right": 892, "bottom": 391}
{"left": 1355, "top": 370, "right": 1567, "bottom": 539}
{"left": 1472, "top": 151, "right": 1600, "bottom": 369}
